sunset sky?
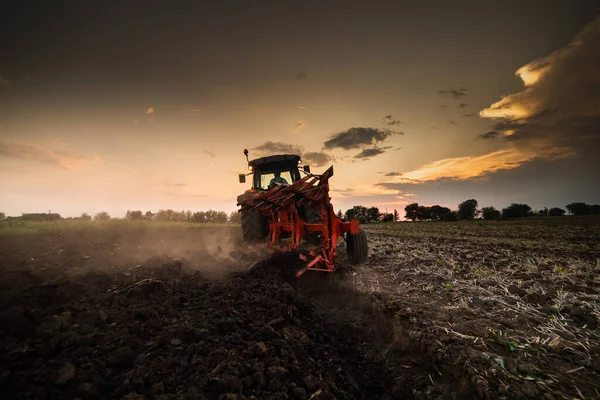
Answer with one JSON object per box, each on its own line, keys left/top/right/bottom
{"left": 1, "top": 1, "right": 599, "bottom": 217}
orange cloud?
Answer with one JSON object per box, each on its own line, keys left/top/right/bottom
{"left": 0, "top": 140, "right": 99, "bottom": 170}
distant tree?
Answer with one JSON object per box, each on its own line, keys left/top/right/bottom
{"left": 367, "top": 207, "right": 380, "bottom": 223}
{"left": 442, "top": 211, "right": 459, "bottom": 221}
{"left": 404, "top": 203, "right": 420, "bottom": 221}
{"left": 502, "top": 203, "right": 533, "bottom": 219}
{"left": 155, "top": 209, "right": 173, "bottom": 221}
{"left": 144, "top": 211, "right": 154, "bottom": 220}
{"left": 382, "top": 213, "right": 394, "bottom": 222}
{"left": 548, "top": 207, "right": 565, "bottom": 216}
{"left": 336, "top": 209, "right": 344, "bottom": 220}
{"left": 393, "top": 209, "right": 399, "bottom": 222}
{"left": 458, "top": 199, "right": 478, "bottom": 220}
{"left": 481, "top": 206, "right": 501, "bottom": 220}
{"left": 191, "top": 211, "right": 206, "bottom": 223}
{"left": 205, "top": 210, "right": 218, "bottom": 223}
{"left": 229, "top": 211, "right": 242, "bottom": 224}
{"left": 416, "top": 206, "right": 432, "bottom": 221}
{"left": 590, "top": 205, "right": 600, "bottom": 215}
{"left": 565, "top": 202, "right": 591, "bottom": 216}
{"left": 21, "top": 213, "right": 62, "bottom": 221}
{"left": 0, "top": 212, "right": 6, "bottom": 221}
{"left": 126, "top": 210, "right": 143, "bottom": 221}
{"left": 346, "top": 206, "right": 369, "bottom": 224}
{"left": 93, "top": 211, "right": 111, "bottom": 221}
{"left": 79, "top": 213, "right": 92, "bottom": 221}
{"left": 537, "top": 207, "right": 549, "bottom": 217}
{"left": 215, "top": 211, "right": 228, "bottom": 224}
{"left": 429, "top": 205, "right": 451, "bottom": 220}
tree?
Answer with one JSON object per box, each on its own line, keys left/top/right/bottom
{"left": 416, "top": 206, "right": 432, "bottom": 221}
{"left": 591, "top": 205, "right": 600, "bottom": 215}
{"left": 336, "top": 209, "right": 343, "bottom": 219}
{"left": 404, "top": 203, "right": 420, "bottom": 221}
{"left": 0, "top": 212, "right": 6, "bottom": 221}
{"left": 144, "top": 211, "right": 154, "bottom": 220}
{"left": 548, "top": 207, "right": 565, "bottom": 216}
{"left": 229, "top": 211, "right": 242, "bottom": 224}
{"left": 458, "top": 199, "right": 478, "bottom": 220}
{"left": 382, "top": 213, "right": 394, "bottom": 222}
{"left": 79, "top": 213, "right": 92, "bottom": 221}
{"left": 481, "top": 206, "right": 501, "bottom": 220}
{"left": 538, "top": 207, "right": 549, "bottom": 217}
{"left": 215, "top": 211, "right": 228, "bottom": 224}
{"left": 126, "top": 210, "right": 143, "bottom": 220}
{"left": 94, "top": 211, "right": 111, "bottom": 221}
{"left": 429, "top": 205, "right": 451, "bottom": 220}
{"left": 442, "top": 211, "right": 459, "bottom": 221}
{"left": 191, "top": 211, "right": 206, "bottom": 223}
{"left": 346, "top": 206, "right": 368, "bottom": 224}
{"left": 501, "top": 203, "right": 532, "bottom": 219}
{"left": 566, "top": 202, "right": 591, "bottom": 216}
{"left": 393, "top": 209, "right": 399, "bottom": 222}
{"left": 367, "top": 207, "right": 380, "bottom": 223}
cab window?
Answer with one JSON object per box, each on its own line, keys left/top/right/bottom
{"left": 256, "top": 170, "right": 293, "bottom": 190}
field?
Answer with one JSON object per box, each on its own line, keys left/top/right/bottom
{"left": 0, "top": 218, "right": 598, "bottom": 399}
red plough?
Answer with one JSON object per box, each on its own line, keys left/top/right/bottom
{"left": 238, "top": 166, "right": 367, "bottom": 276}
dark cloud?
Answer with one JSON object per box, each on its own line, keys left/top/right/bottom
{"left": 323, "top": 127, "right": 398, "bottom": 150}
{"left": 458, "top": 103, "right": 469, "bottom": 109}
{"left": 462, "top": 113, "right": 477, "bottom": 117}
{"left": 203, "top": 150, "right": 216, "bottom": 157}
{"left": 385, "top": 172, "right": 402, "bottom": 176}
{"left": 303, "top": 151, "right": 334, "bottom": 167}
{"left": 428, "top": 126, "right": 441, "bottom": 130}
{"left": 383, "top": 115, "right": 402, "bottom": 125}
{"left": 479, "top": 17, "right": 600, "bottom": 168}
{"left": 438, "top": 88, "right": 468, "bottom": 99}
{"left": 296, "top": 72, "right": 307, "bottom": 81}
{"left": 441, "top": 105, "right": 448, "bottom": 108}
{"left": 478, "top": 131, "right": 500, "bottom": 141}
{"left": 354, "top": 146, "right": 392, "bottom": 159}
{"left": 294, "top": 120, "right": 307, "bottom": 132}
{"left": 253, "top": 141, "right": 303, "bottom": 155}
{"left": 448, "top": 120, "right": 457, "bottom": 125}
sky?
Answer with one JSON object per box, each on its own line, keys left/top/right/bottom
{"left": 1, "top": 0, "right": 599, "bottom": 218}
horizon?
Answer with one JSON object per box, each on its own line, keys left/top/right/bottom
{"left": 1, "top": 1, "right": 599, "bottom": 217}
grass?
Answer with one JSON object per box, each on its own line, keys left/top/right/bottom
{"left": 0, "top": 219, "right": 237, "bottom": 235}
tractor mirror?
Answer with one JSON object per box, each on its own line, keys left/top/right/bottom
{"left": 238, "top": 174, "right": 246, "bottom": 183}
{"left": 303, "top": 165, "right": 311, "bottom": 173}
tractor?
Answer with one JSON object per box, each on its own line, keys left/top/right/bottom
{"left": 237, "top": 149, "right": 368, "bottom": 276}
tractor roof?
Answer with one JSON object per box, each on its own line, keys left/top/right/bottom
{"left": 249, "top": 154, "right": 301, "bottom": 168}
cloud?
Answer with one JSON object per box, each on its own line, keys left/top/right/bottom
{"left": 0, "top": 75, "right": 10, "bottom": 86}
{"left": 383, "top": 115, "right": 402, "bottom": 126}
{"left": 478, "top": 131, "right": 500, "bottom": 141}
{"left": 354, "top": 146, "right": 392, "bottom": 159}
{"left": 323, "top": 127, "right": 399, "bottom": 150}
{"left": 462, "top": 113, "right": 476, "bottom": 117}
{"left": 296, "top": 105, "right": 310, "bottom": 111}
{"left": 303, "top": 151, "right": 334, "bottom": 167}
{"left": 458, "top": 103, "right": 469, "bottom": 109}
{"left": 145, "top": 107, "right": 154, "bottom": 115}
{"left": 296, "top": 72, "right": 307, "bottom": 81}
{"left": 441, "top": 105, "right": 448, "bottom": 108}
{"left": 253, "top": 141, "right": 303, "bottom": 155}
{"left": 204, "top": 150, "right": 216, "bottom": 157}
{"left": 0, "top": 140, "right": 99, "bottom": 170}
{"left": 385, "top": 172, "right": 402, "bottom": 176}
{"left": 294, "top": 120, "right": 307, "bottom": 133}
{"left": 438, "top": 88, "right": 468, "bottom": 99}
{"left": 479, "top": 16, "right": 600, "bottom": 160}
{"left": 448, "top": 120, "right": 457, "bottom": 125}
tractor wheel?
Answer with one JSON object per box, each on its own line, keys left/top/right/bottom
{"left": 241, "top": 211, "right": 269, "bottom": 243}
{"left": 303, "top": 206, "right": 322, "bottom": 245}
{"left": 346, "top": 227, "right": 368, "bottom": 264}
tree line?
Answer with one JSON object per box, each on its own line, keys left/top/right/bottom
{"left": 336, "top": 201, "right": 600, "bottom": 223}
{"left": 0, "top": 210, "right": 243, "bottom": 224}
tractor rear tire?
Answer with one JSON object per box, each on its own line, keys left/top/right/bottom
{"left": 346, "top": 227, "right": 368, "bottom": 264}
{"left": 241, "top": 211, "right": 269, "bottom": 243}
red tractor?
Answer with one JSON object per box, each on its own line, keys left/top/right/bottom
{"left": 237, "top": 149, "right": 368, "bottom": 276}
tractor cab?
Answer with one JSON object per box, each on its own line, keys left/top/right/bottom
{"left": 238, "top": 151, "right": 310, "bottom": 191}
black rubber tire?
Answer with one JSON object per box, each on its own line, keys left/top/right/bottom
{"left": 241, "top": 211, "right": 269, "bottom": 243}
{"left": 303, "top": 206, "right": 322, "bottom": 245}
{"left": 346, "top": 227, "right": 368, "bottom": 265}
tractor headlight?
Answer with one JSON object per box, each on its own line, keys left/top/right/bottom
{"left": 249, "top": 166, "right": 253, "bottom": 171}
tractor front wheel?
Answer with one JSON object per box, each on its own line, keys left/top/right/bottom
{"left": 241, "top": 211, "right": 269, "bottom": 243}
{"left": 346, "top": 227, "right": 368, "bottom": 264}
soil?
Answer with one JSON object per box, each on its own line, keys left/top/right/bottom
{"left": 0, "top": 221, "right": 598, "bottom": 399}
